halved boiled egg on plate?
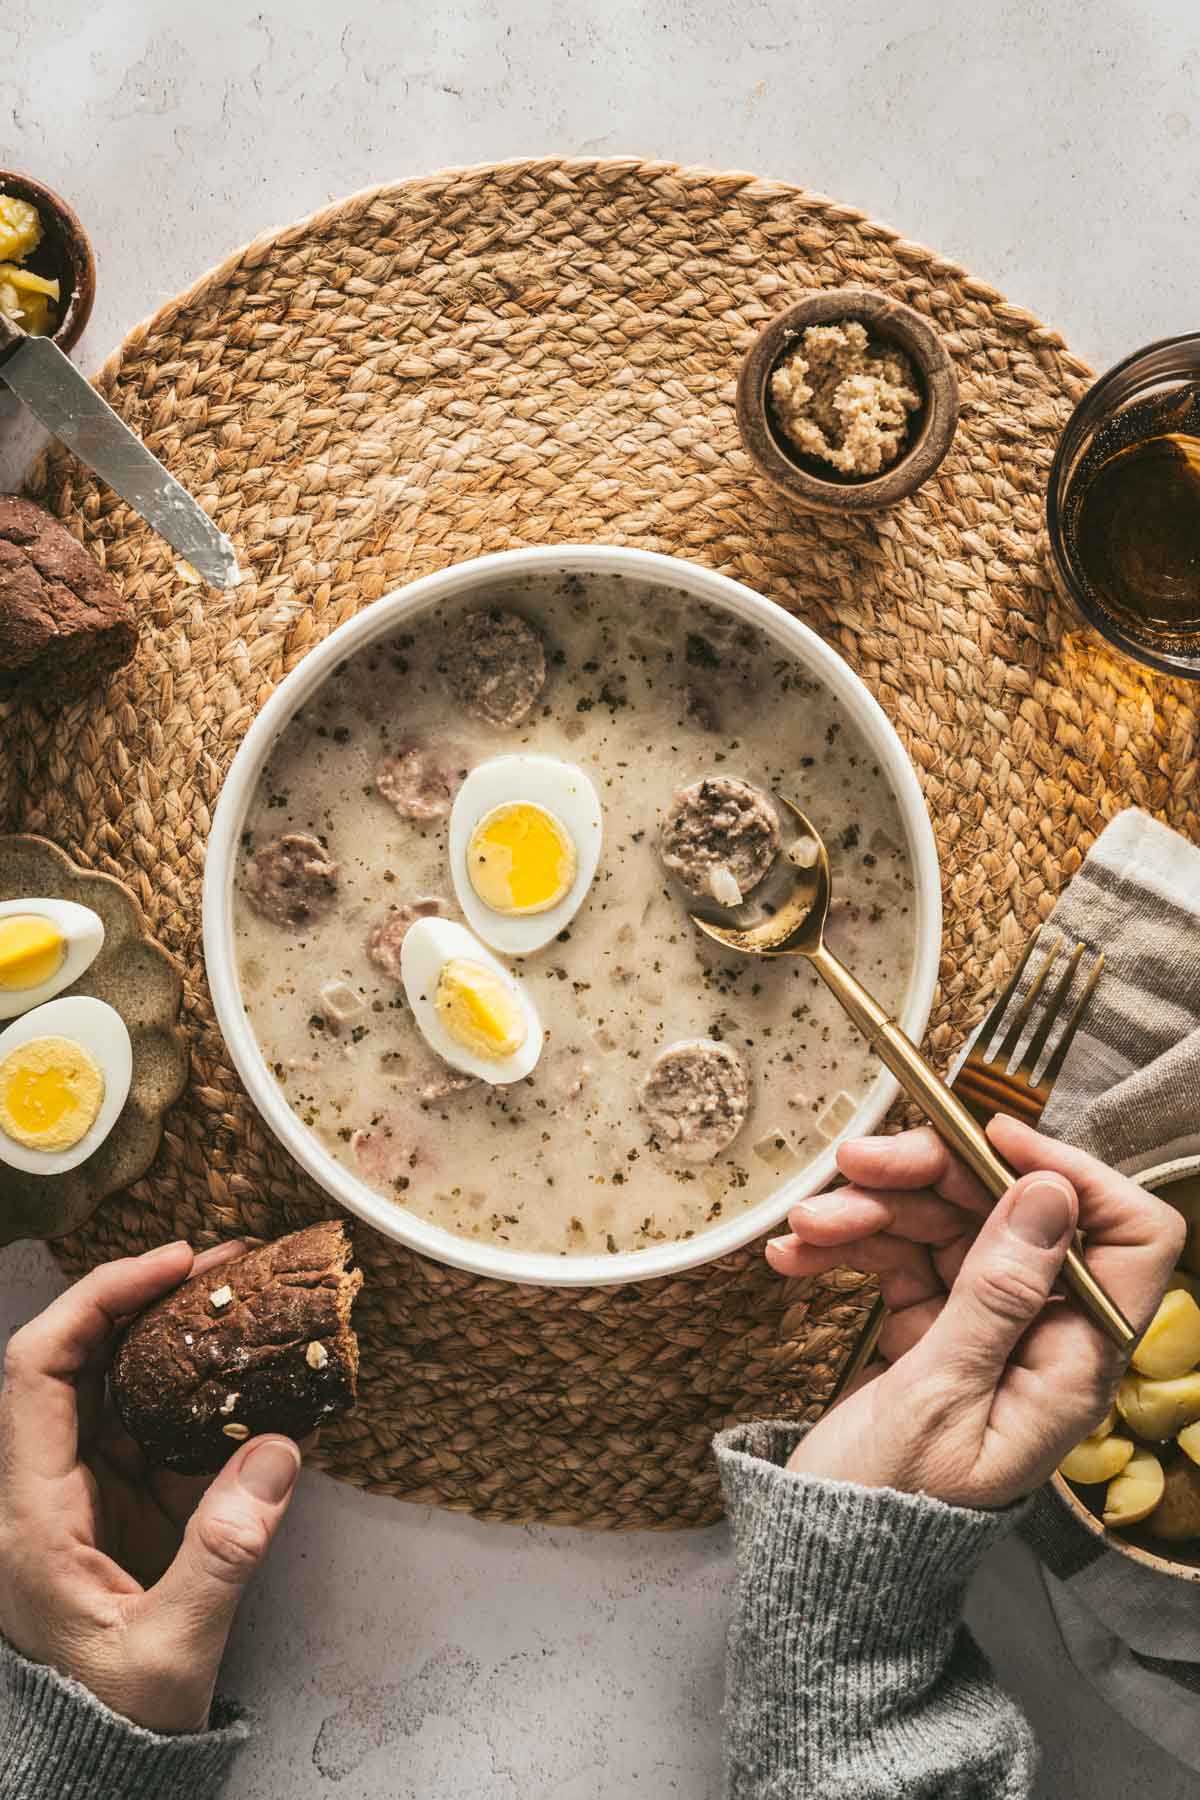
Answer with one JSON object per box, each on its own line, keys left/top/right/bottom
{"left": 0, "top": 898, "right": 105, "bottom": 1019}
{"left": 400, "top": 916, "right": 543, "bottom": 1084}
{"left": 0, "top": 994, "right": 132, "bottom": 1174}
{"left": 448, "top": 755, "right": 602, "bottom": 954}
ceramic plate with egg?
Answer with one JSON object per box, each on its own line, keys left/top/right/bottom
{"left": 0, "top": 836, "right": 189, "bottom": 1246}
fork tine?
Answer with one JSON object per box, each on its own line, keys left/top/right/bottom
{"left": 975, "top": 933, "right": 1041, "bottom": 1058}
{"left": 993, "top": 933, "right": 1065, "bottom": 1067}
{"left": 1040, "top": 949, "right": 1105, "bottom": 1088}
{"left": 1023, "top": 940, "right": 1086, "bottom": 1071}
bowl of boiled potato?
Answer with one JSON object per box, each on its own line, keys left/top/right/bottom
{"left": 1054, "top": 1158, "right": 1200, "bottom": 1577}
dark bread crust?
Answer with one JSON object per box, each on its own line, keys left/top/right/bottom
{"left": 111, "top": 1220, "right": 362, "bottom": 1475}
{"left": 0, "top": 496, "right": 137, "bottom": 702}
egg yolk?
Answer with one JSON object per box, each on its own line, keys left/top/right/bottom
{"left": 0, "top": 1036, "right": 104, "bottom": 1152}
{"left": 0, "top": 915, "right": 65, "bottom": 991}
{"left": 467, "top": 803, "right": 577, "bottom": 915}
{"left": 435, "top": 959, "right": 527, "bottom": 1062}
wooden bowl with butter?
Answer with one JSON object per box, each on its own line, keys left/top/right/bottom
{"left": 737, "top": 288, "right": 959, "bottom": 514}
{"left": 0, "top": 171, "right": 95, "bottom": 357}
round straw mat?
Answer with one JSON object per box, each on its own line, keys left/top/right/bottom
{"left": 5, "top": 158, "right": 1198, "bottom": 1530}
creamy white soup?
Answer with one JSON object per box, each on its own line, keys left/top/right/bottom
{"left": 232, "top": 570, "right": 917, "bottom": 1258}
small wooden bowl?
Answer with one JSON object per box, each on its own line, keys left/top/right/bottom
{"left": 0, "top": 170, "right": 95, "bottom": 356}
{"left": 1050, "top": 1155, "right": 1200, "bottom": 1583}
{"left": 736, "top": 288, "right": 959, "bottom": 514}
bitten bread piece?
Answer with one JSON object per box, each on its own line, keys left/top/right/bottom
{"left": 111, "top": 1220, "right": 362, "bottom": 1475}
{"left": 0, "top": 495, "right": 136, "bottom": 702}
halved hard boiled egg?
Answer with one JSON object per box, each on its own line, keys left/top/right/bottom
{"left": 0, "top": 995, "right": 132, "bottom": 1174}
{"left": 400, "top": 916, "right": 543, "bottom": 1084}
{"left": 0, "top": 898, "right": 105, "bottom": 1019}
{"left": 448, "top": 755, "right": 602, "bottom": 954}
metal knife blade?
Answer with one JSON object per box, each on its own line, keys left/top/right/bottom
{"left": 0, "top": 330, "right": 239, "bottom": 588}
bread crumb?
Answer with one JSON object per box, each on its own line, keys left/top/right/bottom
{"left": 219, "top": 1392, "right": 240, "bottom": 1414}
{"left": 770, "top": 321, "right": 920, "bottom": 477}
{"left": 306, "top": 1340, "right": 329, "bottom": 1369}
{"left": 209, "top": 1285, "right": 233, "bottom": 1309}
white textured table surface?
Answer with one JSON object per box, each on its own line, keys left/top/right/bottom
{"left": 3, "top": 3, "right": 1199, "bottom": 1794}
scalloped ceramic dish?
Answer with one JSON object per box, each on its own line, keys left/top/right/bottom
{"left": 0, "top": 836, "right": 188, "bottom": 1245}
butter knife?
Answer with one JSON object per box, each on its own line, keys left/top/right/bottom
{"left": 0, "top": 314, "right": 239, "bottom": 588}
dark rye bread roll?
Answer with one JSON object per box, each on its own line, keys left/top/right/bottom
{"left": 0, "top": 495, "right": 137, "bottom": 702}
{"left": 111, "top": 1221, "right": 362, "bottom": 1475}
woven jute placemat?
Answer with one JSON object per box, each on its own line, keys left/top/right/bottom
{"left": 4, "top": 158, "right": 1198, "bottom": 1529}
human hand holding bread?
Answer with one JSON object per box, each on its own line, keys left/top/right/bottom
{"left": 769, "top": 1116, "right": 1183, "bottom": 1509}
{"left": 0, "top": 1223, "right": 360, "bottom": 1734}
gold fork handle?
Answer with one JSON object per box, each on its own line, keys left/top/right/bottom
{"left": 808, "top": 941, "right": 1137, "bottom": 1355}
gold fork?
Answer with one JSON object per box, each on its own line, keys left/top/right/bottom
{"left": 955, "top": 933, "right": 1105, "bottom": 1129}
{"left": 831, "top": 929, "right": 1114, "bottom": 1398}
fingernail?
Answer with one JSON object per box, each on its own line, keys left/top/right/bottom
{"left": 767, "top": 1235, "right": 797, "bottom": 1252}
{"left": 143, "top": 1240, "right": 189, "bottom": 1262}
{"left": 1009, "top": 1174, "right": 1076, "bottom": 1248}
{"left": 239, "top": 1439, "right": 301, "bottom": 1503}
{"left": 795, "top": 1192, "right": 850, "bottom": 1217}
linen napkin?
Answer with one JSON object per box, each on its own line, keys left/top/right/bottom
{"left": 987, "top": 809, "right": 1200, "bottom": 1771}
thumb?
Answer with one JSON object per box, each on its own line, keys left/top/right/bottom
{"left": 138, "top": 1436, "right": 300, "bottom": 1667}
{"left": 926, "top": 1172, "right": 1078, "bottom": 1382}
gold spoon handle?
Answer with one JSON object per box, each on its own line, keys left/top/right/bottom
{"left": 809, "top": 941, "right": 1136, "bottom": 1354}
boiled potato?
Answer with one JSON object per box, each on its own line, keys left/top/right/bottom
{"left": 1060, "top": 1433, "right": 1134, "bottom": 1485}
{"left": 1179, "top": 1421, "right": 1200, "bottom": 1467}
{"left": 1103, "top": 1447, "right": 1165, "bottom": 1528}
{"left": 1131, "top": 1288, "right": 1200, "bottom": 1379}
{"left": 1147, "top": 1460, "right": 1200, "bottom": 1542}
{"left": 1117, "top": 1370, "right": 1200, "bottom": 1441}
{"left": 1091, "top": 1403, "right": 1118, "bottom": 1441}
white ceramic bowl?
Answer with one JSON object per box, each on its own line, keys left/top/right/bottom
{"left": 204, "top": 546, "right": 942, "bottom": 1286}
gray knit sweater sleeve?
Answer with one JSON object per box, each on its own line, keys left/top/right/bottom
{"left": 716, "top": 1420, "right": 1038, "bottom": 1799}
{"left": 3, "top": 1421, "right": 1035, "bottom": 1798}
{"left": 0, "top": 1636, "right": 248, "bottom": 1799}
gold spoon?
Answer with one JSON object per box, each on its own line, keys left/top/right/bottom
{"left": 691, "top": 799, "right": 1136, "bottom": 1353}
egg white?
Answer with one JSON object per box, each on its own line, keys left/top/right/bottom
{"left": 0, "top": 995, "right": 132, "bottom": 1175}
{"left": 0, "top": 898, "right": 105, "bottom": 1020}
{"left": 448, "top": 755, "right": 603, "bottom": 954}
{"left": 400, "top": 916, "right": 543, "bottom": 1085}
